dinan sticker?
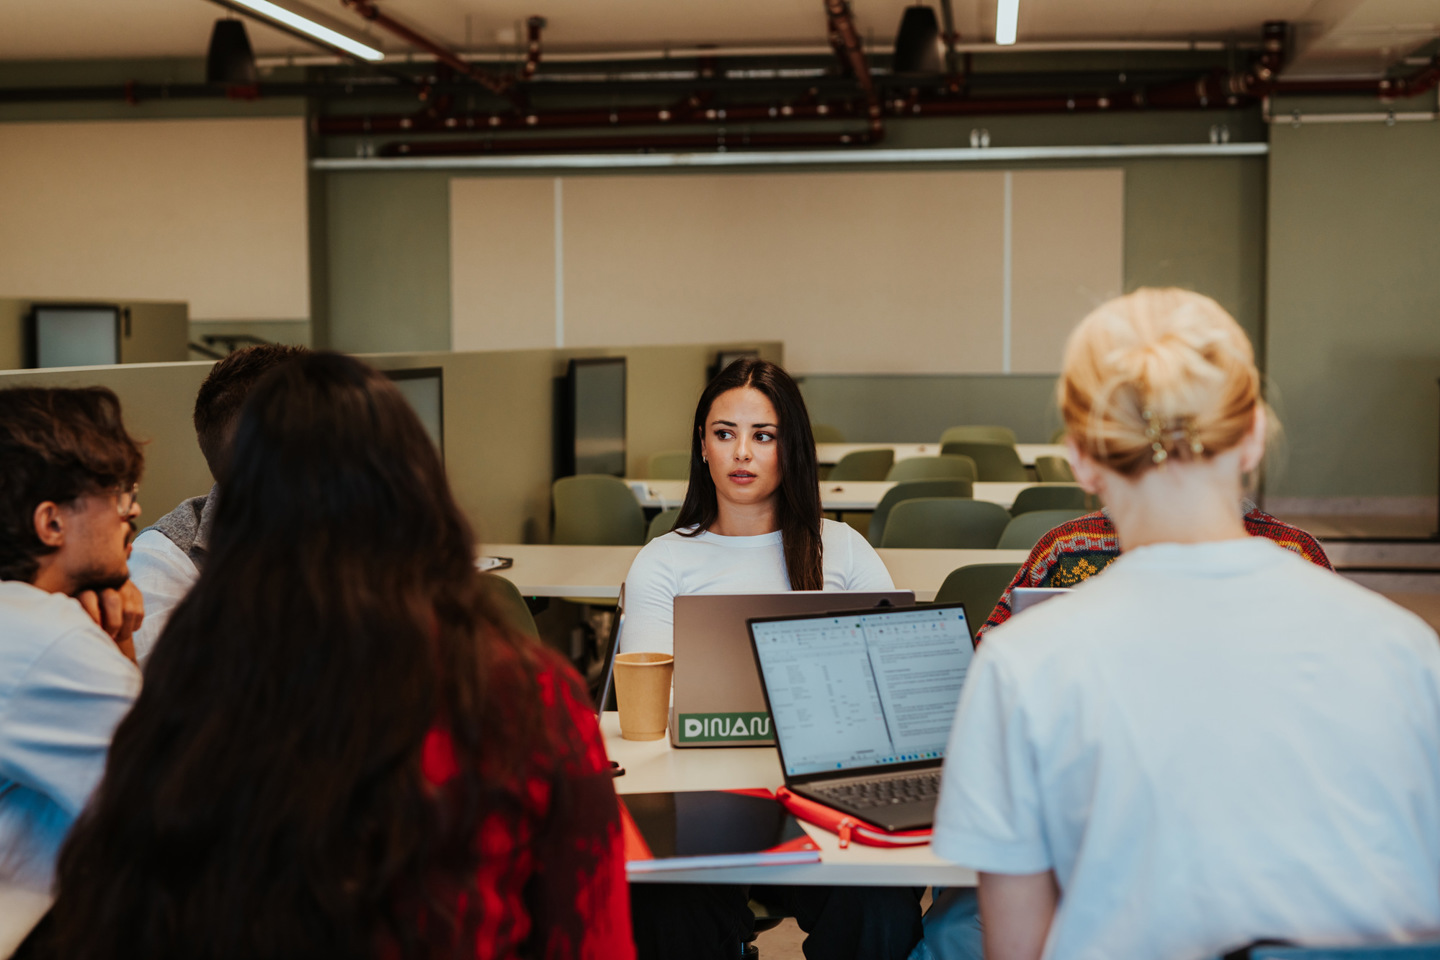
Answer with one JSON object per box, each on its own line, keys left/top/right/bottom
{"left": 677, "top": 711, "right": 772, "bottom": 743}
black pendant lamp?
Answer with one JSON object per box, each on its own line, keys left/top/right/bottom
{"left": 892, "top": 5, "right": 945, "bottom": 74}
{"left": 206, "top": 18, "right": 258, "bottom": 85}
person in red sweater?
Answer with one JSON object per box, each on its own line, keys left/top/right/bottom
{"left": 976, "top": 502, "right": 1332, "bottom": 642}
{"left": 40, "top": 352, "right": 632, "bottom": 960}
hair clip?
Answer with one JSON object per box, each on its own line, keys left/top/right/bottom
{"left": 1142, "top": 408, "right": 1167, "bottom": 464}
{"left": 1185, "top": 420, "right": 1205, "bottom": 456}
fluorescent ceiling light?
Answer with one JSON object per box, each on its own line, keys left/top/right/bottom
{"left": 996, "top": 0, "right": 1019, "bottom": 45}
{"left": 221, "top": 0, "right": 384, "bottom": 61}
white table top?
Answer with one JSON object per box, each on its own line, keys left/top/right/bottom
{"left": 484, "top": 544, "right": 1029, "bottom": 601}
{"left": 627, "top": 479, "right": 1050, "bottom": 511}
{"left": 602, "top": 712, "right": 977, "bottom": 887}
{"left": 816, "top": 442, "right": 1064, "bottom": 467}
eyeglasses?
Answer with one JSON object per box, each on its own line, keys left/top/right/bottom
{"left": 113, "top": 483, "right": 140, "bottom": 516}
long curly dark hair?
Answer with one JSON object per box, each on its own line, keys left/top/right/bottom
{"left": 45, "top": 353, "right": 538, "bottom": 959}
{"left": 674, "top": 357, "right": 823, "bottom": 590}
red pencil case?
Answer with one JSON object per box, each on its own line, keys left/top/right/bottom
{"left": 776, "top": 786, "right": 933, "bottom": 849}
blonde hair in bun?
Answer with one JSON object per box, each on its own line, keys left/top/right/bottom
{"left": 1059, "top": 287, "right": 1266, "bottom": 477}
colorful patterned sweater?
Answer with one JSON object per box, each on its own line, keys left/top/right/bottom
{"left": 976, "top": 505, "right": 1334, "bottom": 643}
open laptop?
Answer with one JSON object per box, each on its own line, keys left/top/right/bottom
{"left": 748, "top": 603, "right": 974, "bottom": 832}
{"left": 670, "top": 591, "right": 913, "bottom": 748}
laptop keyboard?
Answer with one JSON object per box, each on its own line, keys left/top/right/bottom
{"left": 810, "top": 770, "right": 942, "bottom": 811}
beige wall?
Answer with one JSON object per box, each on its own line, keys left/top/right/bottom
{"left": 0, "top": 339, "right": 780, "bottom": 546}
{"left": 451, "top": 169, "right": 1122, "bottom": 374}
{"left": 0, "top": 117, "right": 308, "bottom": 321}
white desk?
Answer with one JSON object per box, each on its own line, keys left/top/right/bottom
{"left": 603, "top": 713, "right": 977, "bottom": 887}
{"left": 485, "top": 544, "right": 1028, "bottom": 602}
{"left": 817, "top": 442, "right": 1065, "bottom": 468}
{"left": 626, "top": 479, "right": 1054, "bottom": 512}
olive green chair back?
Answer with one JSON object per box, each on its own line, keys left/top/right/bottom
{"left": 939, "top": 441, "right": 1028, "bottom": 482}
{"left": 648, "top": 450, "right": 692, "bottom": 480}
{"left": 1009, "top": 483, "right": 1092, "bottom": 515}
{"left": 811, "top": 423, "right": 846, "bottom": 443}
{"left": 646, "top": 506, "right": 682, "bottom": 543}
{"left": 551, "top": 474, "right": 646, "bottom": 546}
{"left": 866, "top": 479, "right": 973, "bottom": 547}
{"left": 939, "top": 425, "right": 1018, "bottom": 447}
{"left": 879, "top": 498, "right": 1011, "bottom": 549}
{"left": 885, "top": 454, "right": 978, "bottom": 483}
{"left": 996, "top": 508, "right": 1087, "bottom": 551}
{"left": 1033, "top": 455, "right": 1075, "bottom": 483}
{"left": 1050, "top": 427, "right": 1069, "bottom": 443}
{"left": 479, "top": 573, "right": 540, "bottom": 639}
{"left": 933, "top": 562, "right": 1022, "bottom": 641}
{"left": 828, "top": 448, "right": 895, "bottom": 481}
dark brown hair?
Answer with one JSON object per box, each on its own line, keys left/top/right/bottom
{"left": 47, "top": 353, "right": 539, "bottom": 959}
{"left": 0, "top": 386, "right": 143, "bottom": 583}
{"left": 193, "top": 343, "right": 308, "bottom": 480}
{"left": 675, "top": 357, "right": 823, "bottom": 590}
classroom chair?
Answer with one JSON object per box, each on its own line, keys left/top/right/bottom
{"left": 1050, "top": 427, "right": 1069, "bottom": 443}
{"left": 885, "top": 454, "right": 978, "bottom": 483}
{"left": 866, "top": 479, "right": 973, "bottom": 547}
{"left": 997, "top": 509, "right": 1087, "bottom": 550}
{"left": 939, "top": 424, "right": 1018, "bottom": 446}
{"left": 811, "top": 423, "right": 846, "bottom": 443}
{"left": 647, "top": 450, "right": 692, "bottom": 480}
{"left": 879, "top": 498, "right": 1011, "bottom": 549}
{"left": 646, "top": 506, "right": 682, "bottom": 542}
{"left": 551, "top": 474, "right": 647, "bottom": 546}
{"left": 479, "top": 573, "right": 540, "bottom": 639}
{"left": 1243, "top": 944, "right": 1440, "bottom": 960}
{"left": 932, "top": 562, "right": 1021, "bottom": 641}
{"left": 827, "top": 448, "right": 895, "bottom": 481}
{"left": 1033, "top": 454, "right": 1076, "bottom": 483}
{"left": 1009, "top": 483, "right": 1092, "bottom": 515}
{"left": 939, "top": 440, "right": 1028, "bottom": 482}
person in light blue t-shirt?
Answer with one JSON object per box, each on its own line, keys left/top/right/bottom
{"left": 922, "top": 289, "right": 1440, "bottom": 960}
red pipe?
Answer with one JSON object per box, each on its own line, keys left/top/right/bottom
{"left": 379, "top": 129, "right": 878, "bottom": 158}
{"left": 341, "top": 0, "right": 516, "bottom": 96}
{"left": 824, "top": 0, "right": 882, "bottom": 133}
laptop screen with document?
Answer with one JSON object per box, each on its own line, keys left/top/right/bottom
{"left": 749, "top": 604, "right": 973, "bottom": 778}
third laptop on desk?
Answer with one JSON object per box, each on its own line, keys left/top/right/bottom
{"left": 670, "top": 591, "right": 913, "bottom": 748}
{"left": 748, "top": 603, "right": 975, "bottom": 832}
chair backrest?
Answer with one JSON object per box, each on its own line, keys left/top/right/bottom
{"left": 939, "top": 441, "right": 1028, "bottom": 481}
{"left": 1246, "top": 944, "right": 1440, "bottom": 960}
{"left": 479, "top": 573, "right": 540, "bottom": 639}
{"left": 867, "top": 479, "right": 974, "bottom": 547}
{"left": 828, "top": 448, "right": 895, "bottom": 481}
{"left": 996, "top": 509, "right": 1087, "bottom": 550}
{"left": 647, "top": 450, "right": 692, "bottom": 480}
{"left": 886, "top": 454, "right": 978, "bottom": 483}
{"left": 932, "top": 562, "right": 1022, "bottom": 641}
{"left": 1033, "top": 455, "right": 1075, "bottom": 483}
{"left": 1009, "top": 483, "right": 1092, "bottom": 515}
{"left": 879, "top": 498, "right": 1011, "bottom": 549}
{"left": 646, "top": 506, "right": 682, "bottom": 543}
{"left": 939, "top": 424, "right": 1018, "bottom": 446}
{"left": 1050, "top": 426, "right": 1069, "bottom": 443}
{"left": 811, "top": 423, "right": 846, "bottom": 443}
{"left": 551, "top": 474, "right": 647, "bottom": 545}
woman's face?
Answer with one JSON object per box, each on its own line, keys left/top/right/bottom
{"left": 701, "top": 386, "right": 783, "bottom": 514}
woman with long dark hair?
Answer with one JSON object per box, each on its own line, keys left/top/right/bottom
{"left": 621, "top": 358, "right": 919, "bottom": 960}
{"left": 620, "top": 357, "right": 892, "bottom": 654}
{"left": 42, "top": 353, "right": 632, "bottom": 960}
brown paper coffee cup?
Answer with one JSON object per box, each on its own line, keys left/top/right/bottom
{"left": 614, "top": 652, "right": 674, "bottom": 741}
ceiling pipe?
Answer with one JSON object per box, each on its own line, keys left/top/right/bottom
{"left": 824, "top": 0, "right": 883, "bottom": 134}
{"left": 378, "top": 128, "right": 877, "bottom": 158}
{"left": 339, "top": 0, "right": 533, "bottom": 100}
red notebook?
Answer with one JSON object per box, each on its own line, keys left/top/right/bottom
{"left": 619, "top": 788, "right": 821, "bottom": 873}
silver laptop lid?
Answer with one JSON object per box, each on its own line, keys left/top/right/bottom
{"left": 1009, "top": 586, "right": 1068, "bottom": 616}
{"left": 670, "top": 591, "right": 913, "bottom": 747}
{"left": 750, "top": 604, "right": 973, "bottom": 780}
